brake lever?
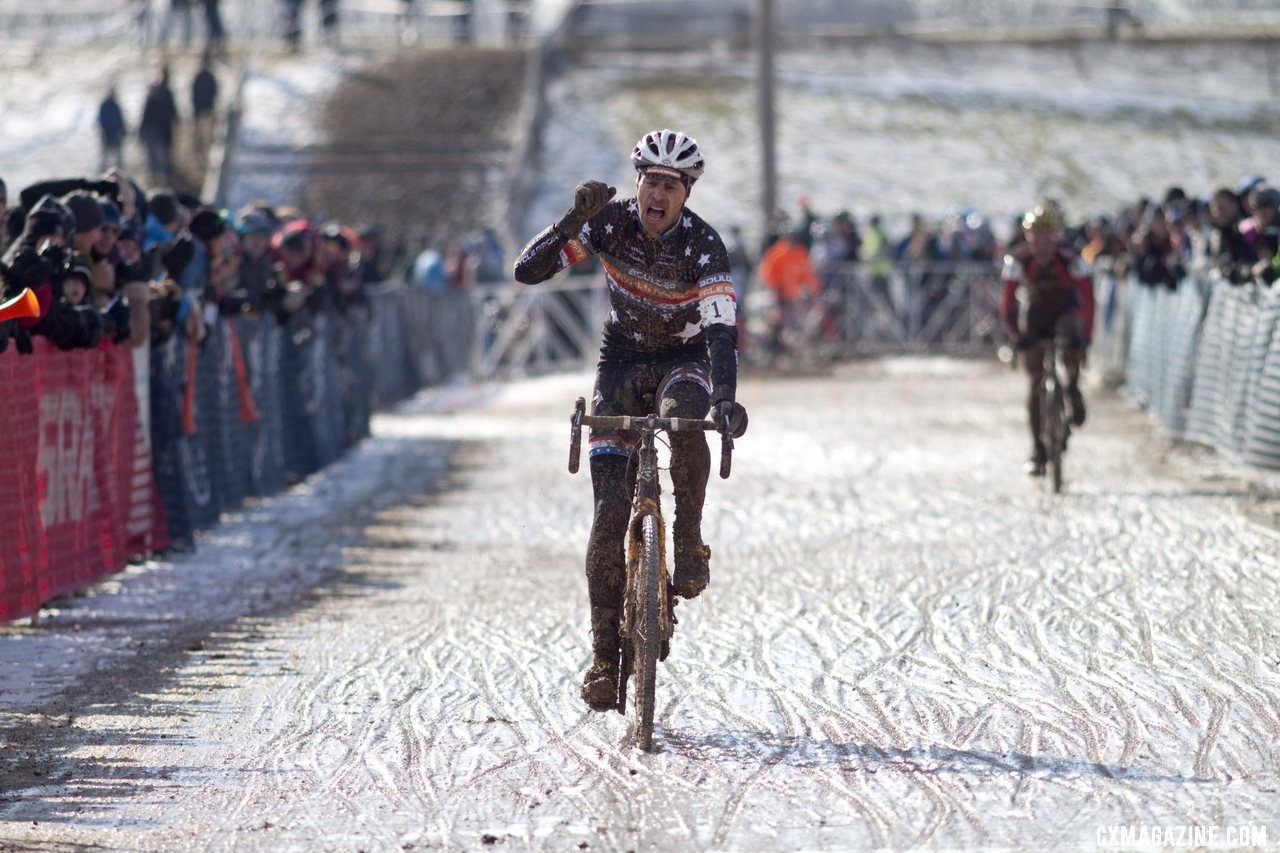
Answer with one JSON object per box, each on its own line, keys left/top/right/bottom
{"left": 718, "top": 413, "right": 733, "bottom": 479}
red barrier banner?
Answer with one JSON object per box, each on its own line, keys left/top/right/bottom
{"left": 0, "top": 339, "right": 167, "bottom": 621}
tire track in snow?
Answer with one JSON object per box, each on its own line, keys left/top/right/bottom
{"left": 11, "top": 365, "right": 1280, "bottom": 851}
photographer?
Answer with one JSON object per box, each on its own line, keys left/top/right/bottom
{"left": 1, "top": 241, "right": 106, "bottom": 352}
{"left": 0, "top": 195, "right": 74, "bottom": 353}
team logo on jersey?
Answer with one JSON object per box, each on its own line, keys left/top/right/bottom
{"left": 562, "top": 239, "right": 590, "bottom": 267}
{"left": 601, "top": 259, "right": 697, "bottom": 307}
{"left": 699, "top": 279, "right": 735, "bottom": 299}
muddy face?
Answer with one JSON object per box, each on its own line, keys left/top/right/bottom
{"left": 636, "top": 172, "right": 688, "bottom": 237}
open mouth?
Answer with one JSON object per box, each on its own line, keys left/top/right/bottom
{"left": 643, "top": 205, "right": 667, "bottom": 227}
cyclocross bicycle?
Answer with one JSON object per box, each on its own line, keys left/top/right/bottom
{"left": 1040, "top": 335, "right": 1070, "bottom": 493}
{"left": 568, "top": 396, "right": 733, "bottom": 750}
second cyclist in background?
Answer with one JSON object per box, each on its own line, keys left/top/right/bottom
{"left": 1000, "top": 205, "right": 1094, "bottom": 476}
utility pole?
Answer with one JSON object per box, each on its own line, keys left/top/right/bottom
{"left": 756, "top": 0, "right": 777, "bottom": 243}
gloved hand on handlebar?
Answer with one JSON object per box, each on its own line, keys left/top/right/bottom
{"left": 555, "top": 180, "right": 616, "bottom": 239}
{"left": 711, "top": 398, "right": 748, "bottom": 439}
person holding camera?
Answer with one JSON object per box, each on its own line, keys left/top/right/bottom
{"left": 0, "top": 241, "right": 107, "bottom": 353}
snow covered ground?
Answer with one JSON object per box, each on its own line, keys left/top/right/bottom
{"left": 3, "top": 363, "right": 1280, "bottom": 851}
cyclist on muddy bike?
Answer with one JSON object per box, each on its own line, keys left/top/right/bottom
{"left": 1000, "top": 204, "right": 1095, "bottom": 476}
{"left": 513, "top": 128, "right": 748, "bottom": 711}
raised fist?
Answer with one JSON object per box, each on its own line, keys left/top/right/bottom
{"left": 572, "top": 180, "right": 616, "bottom": 220}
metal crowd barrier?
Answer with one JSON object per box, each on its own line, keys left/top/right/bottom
{"left": 145, "top": 282, "right": 472, "bottom": 548}
{"left": 470, "top": 275, "right": 608, "bottom": 377}
{"left": 740, "top": 260, "right": 1008, "bottom": 357}
{"left": 1116, "top": 269, "right": 1280, "bottom": 471}
{"left": 466, "top": 261, "right": 1013, "bottom": 380}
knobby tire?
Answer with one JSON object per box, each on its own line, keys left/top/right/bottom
{"left": 632, "top": 514, "right": 662, "bottom": 751}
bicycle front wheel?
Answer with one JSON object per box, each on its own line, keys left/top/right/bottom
{"left": 632, "top": 513, "right": 662, "bottom": 751}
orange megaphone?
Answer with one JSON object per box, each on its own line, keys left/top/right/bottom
{"left": 0, "top": 288, "right": 40, "bottom": 323}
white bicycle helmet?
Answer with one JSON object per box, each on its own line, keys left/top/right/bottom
{"left": 630, "top": 129, "right": 705, "bottom": 182}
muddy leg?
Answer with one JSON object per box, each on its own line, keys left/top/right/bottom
{"left": 581, "top": 453, "right": 632, "bottom": 710}
{"left": 661, "top": 383, "right": 712, "bottom": 598}
{"left": 1024, "top": 340, "right": 1047, "bottom": 473}
{"left": 1064, "top": 344, "right": 1086, "bottom": 425}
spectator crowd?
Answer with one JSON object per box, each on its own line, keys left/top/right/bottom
{"left": 746, "top": 176, "right": 1279, "bottom": 360}
{"left": 0, "top": 170, "right": 386, "bottom": 362}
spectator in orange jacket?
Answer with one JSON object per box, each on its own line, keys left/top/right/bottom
{"left": 758, "top": 228, "right": 820, "bottom": 357}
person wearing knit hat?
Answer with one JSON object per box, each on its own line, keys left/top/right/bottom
{"left": 187, "top": 208, "right": 237, "bottom": 325}
{"left": 1, "top": 195, "right": 73, "bottom": 264}
{"left": 143, "top": 190, "right": 181, "bottom": 253}
{"left": 188, "top": 208, "right": 227, "bottom": 241}
{"left": 234, "top": 208, "right": 276, "bottom": 316}
{"left": 234, "top": 208, "right": 275, "bottom": 237}
{"left": 62, "top": 191, "right": 105, "bottom": 233}
{"left": 95, "top": 199, "right": 123, "bottom": 256}
{"left": 99, "top": 198, "right": 123, "bottom": 231}
{"left": 19, "top": 209, "right": 65, "bottom": 246}
{"left": 161, "top": 236, "right": 195, "bottom": 283}
{"left": 62, "top": 252, "right": 95, "bottom": 307}
{"left": 62, "top": 191, "right": 106, "bottom": 256}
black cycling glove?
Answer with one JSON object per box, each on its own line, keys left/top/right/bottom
{"left": 554, "top": 180, "right": 616, "bottom": 240}
{"left": 711, "top": 398, "right": 748, "bottom": 439}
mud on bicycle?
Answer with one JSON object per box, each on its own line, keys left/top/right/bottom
{"left": 568, "top": 396, "right": 734, "bottom": 751}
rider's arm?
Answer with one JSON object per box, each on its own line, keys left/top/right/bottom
{"left": 513, "top": 181, "right": 615, "bottom": 285}
{"left": 512, "top": 224, "right": 577, "bottom": 284}
{"left": 999, "top": 253, "right": 1021, "bottom": 338}
{"left": 699, "top": 271, "right": 738, "bottom": 404}
{"left": 707, "top": 322, "right": 737, "bottom": 403}
{"left": 512, "top": 216, "right": 608, "bottom": 285}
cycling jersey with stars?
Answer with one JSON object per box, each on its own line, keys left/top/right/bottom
{"left": 559, "top": 197, "right": 736, "bottom": 360}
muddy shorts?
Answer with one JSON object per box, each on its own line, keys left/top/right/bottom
{"left": 587, "top": 353, "right": 712, "bottom": 459}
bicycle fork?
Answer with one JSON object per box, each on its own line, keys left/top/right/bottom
{"left": 615, "top": 433, "right": 675, "bottom": 714}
